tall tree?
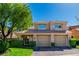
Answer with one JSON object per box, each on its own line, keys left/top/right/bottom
{"left": 0, "top": 3, "right": 33, "bottom": 40}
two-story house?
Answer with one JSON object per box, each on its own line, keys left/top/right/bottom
{"left": 16, "top": 21, "right": 70, "bottom": 47}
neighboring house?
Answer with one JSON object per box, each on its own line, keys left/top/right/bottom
{"left": 16, "top": 21, "right": 71, "bottom": 47}
{"left": 69, "top": 25, "right": 79, "bottom": 39}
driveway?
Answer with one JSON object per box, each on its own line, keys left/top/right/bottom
{"left": 32, "top": 47, "right": 79, "bottom": 56}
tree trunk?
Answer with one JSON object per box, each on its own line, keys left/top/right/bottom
{"left": 2, "top": 35, "right": 6, "bottom": 41}
{"left": 10, "top": 32, "right": 13, "bottom": 39}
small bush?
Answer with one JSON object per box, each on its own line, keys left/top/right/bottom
{"left": 0, "top": 40, "right": 9, "bottom": 53}
{"left": 69, "top": 39, "right": 77, "bottom": 48}
{"left": 76, "top": 45, "right": 79, "bottom": 49}
{"left": 71, "top": 38, "right": 77, "bottom": 40}
{"left": 76, "top": 40, "right": 79, "bottom": 45}
{"left": 29, "top": 41, "right": 36, "bottom": 47}
{"left": 9, "top": 39, "right": 23, "bottom": 48}
{"left": 51, "top": 42, "right": 55, "bottom": 47}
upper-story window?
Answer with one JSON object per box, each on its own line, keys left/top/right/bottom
{"left": 38, "top": 24, "right": 46, "bottom": 30}
{"left": 52, "top": 24, "right": 62, "bottom": 30}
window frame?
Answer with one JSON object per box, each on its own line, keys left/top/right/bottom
{"left": 52, "top": 23, "right": 62, "bottom": 30}
{"left": 37, "top": 24, "right": 47, "bottom": 30}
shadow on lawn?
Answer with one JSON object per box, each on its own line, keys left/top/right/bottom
{"left": 33, "top": 46, "right": 72, "bottom": 51}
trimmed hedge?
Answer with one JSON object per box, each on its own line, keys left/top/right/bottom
{"left": 76, "top": 40, "right": 79, "bottom": 45}
{"left": 9, "top": 39, "right": 24, "bottom": 48}
{"left": 29, "top": 41, "right": 36, "bottom": 47}
{"left": 69, "top": 38, "right": 79, "bottom": 48}
{"left": 8, "top": 39, "right": 36, "bottom": 48}
{"left": 69, "top": 39, "right": 77, "bottom": 48}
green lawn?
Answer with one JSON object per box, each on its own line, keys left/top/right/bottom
{"left": 2, "top": 48, "right": 33, "bottom": 56}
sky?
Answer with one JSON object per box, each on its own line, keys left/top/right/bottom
{"left": 29, "top": 3, "right": 79, "bottom": 26}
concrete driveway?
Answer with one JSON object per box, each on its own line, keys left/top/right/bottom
{"left": 32, "top": 47, "right": 79, "bottom": 56}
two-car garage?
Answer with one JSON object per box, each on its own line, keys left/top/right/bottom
{"left": 36, "top": 35, "right": 68, "bottom": 47}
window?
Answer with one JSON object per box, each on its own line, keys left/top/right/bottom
{"left": 52, "top": 24, "right": 62, "bottom": 30}
{"left": 38, "top": 24, "right": 46, "bottom": 29}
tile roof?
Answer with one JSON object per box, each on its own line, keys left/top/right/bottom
{"left": 69, "top": 25, "right": 79, "bottom": 30}
{"left": 26, "top": 29, "right": 66, "bottom": 33}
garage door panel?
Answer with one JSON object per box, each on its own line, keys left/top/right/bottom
{"left": 55, "top": 35, "right": 67, "bottom": 46}
{"left": 37, "top": 35, "right": 50, "bottom": 46}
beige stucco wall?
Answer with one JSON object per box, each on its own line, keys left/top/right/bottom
{"left": 51, "top": 34, "right": 54, "bottom": 42}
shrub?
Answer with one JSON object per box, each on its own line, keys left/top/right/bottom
{"left": 29, "top": 41, "right": 36, "bottom": 47}
{"left": 76, "top": 45, "right": 79, "bottom": 49}
{"left": 76, "top": 40, "right": 79, "bottom": 45}
{"left": 9, "top": 39, "right": 23, "bottom": 48}
{"left": 71, "top": 38, "right": 77, "bottom": 40}
{"left": 0, "top": 40, "right": 9, "bottom": 53}
{"left": 8, "top": 39, "right": 36, "bottom": 48}
{"left": 51, "top": 42, "right": 55, "bottom": 47}
{"left": 69, "top": 39, "right": 77, "bottom": 48}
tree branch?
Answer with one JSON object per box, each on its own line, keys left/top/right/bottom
{"left": 5, "top": 22, "right": 16, "bottom": 37}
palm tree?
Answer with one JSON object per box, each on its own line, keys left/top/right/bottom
{"left": 75, "top": 16, "right": 79, "bottom": 25}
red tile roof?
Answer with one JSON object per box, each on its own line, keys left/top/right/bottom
{"left": 69, "top": 25, "right": 79, "bottom": 30}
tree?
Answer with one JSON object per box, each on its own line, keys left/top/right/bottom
{"left": 75, "top": 16, "right": 79, "bottom": 25}
{"left": 0, "top": 3, "right": 33, "bottom": 40}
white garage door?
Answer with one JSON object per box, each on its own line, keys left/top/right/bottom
{"left": 54, "top": 35, "right": 67, "bottom": 46}
{"left": 37, "top": 35, "right": 50, "bottom": 46}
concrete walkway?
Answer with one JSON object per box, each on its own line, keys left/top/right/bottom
{"left": 32, "top": 47, "right": 79, "bottom": 56}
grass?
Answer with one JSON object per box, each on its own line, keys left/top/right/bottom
{"left": 2, "top": 48, "right": 33, "bottom": 56}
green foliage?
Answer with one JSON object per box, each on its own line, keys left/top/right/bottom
{"left": 0, "top": 40, "right": 9, "bottom": 53}
{"left": 71, "top": 38, "right": 77, "bottom": 40}
{"left": 76, "top": 40, "right": 79, "bottom": 45}
{"left": 8, "top": 39, "right": 36, "bottom": 48}
{"left": 9, "top": 39, "right": 23, "bottom": 48}
{"left": 69, "top": 39, "right": 77, "bottom": 48}
{"left": 0, "top": 3, "right": 33, "bottom": 39}
{"left": 29, "top": 41, "right": 36, "bottom": 47}
{"left": 0, "top": 4, "right": 33, "bottom": 51}
{"left": 76, "top": 45, "right": 79, "bottom": 49}
{"left": 51, "top": 42, "right": 55, "bottom": 47}
{"left": 0, "top": 4, "right": 32, "bottom": 30}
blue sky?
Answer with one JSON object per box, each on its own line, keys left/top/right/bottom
{"left": 29, "top": 3, "right": 79, "bottom": 26}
